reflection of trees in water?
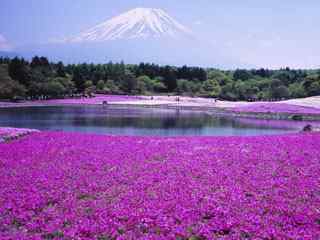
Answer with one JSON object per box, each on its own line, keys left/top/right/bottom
{"left": 4, "top": 106, "right": 219, "bottom": 129}
{"left": 70, "top": 114, "right": 282, "bottom": 130}
{"left": 0, "top": 106, "right": 304, "bottom": 131}
{"left": 71, "top": 116, "right": 216, "bottom": 129}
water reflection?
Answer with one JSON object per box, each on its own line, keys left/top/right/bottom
{"left": 0, "top": 106, "right": 315, "bottom": 136}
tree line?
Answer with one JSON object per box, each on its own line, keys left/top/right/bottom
{"left": 0, "top": 56, "right": 320, "bottom": 101}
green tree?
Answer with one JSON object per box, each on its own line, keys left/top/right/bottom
{"left": 288, "top": 83, "right": 307, "bottom": 98}
{"left": 176, "top": 79, "right": 192, "bottom": 94}
{"left": 234, "top": 80, "right": 260, "bottom": 100}
{"left": 42, "top": 81, "right": 66, "bottom": 98}
{"left": 162, "top": 66, "right": 177, "bottom": 91}
{"left": 105, "top": 80, "right": 120, "bottom": 94}
{"left": 152, "top": 77, "right": 166, "bottom": 92}
{"left": 220, "top": 83, "right": 237, "bottom": 100}
{"left": 137, "top": 75, "right": 153, "bottom": 91}
{"left": 270, "top": 85, "right": 290, "bottom": 99}
{"left": 96, "top": 80, "right": 105, "bottom": 91}
{"left": 308, "top": 81, "right": 320, "bottom": 96}
{"left": 233, "top": 69, "right": 252, "bottom": 81}
{"left": 72, "top": 68, "right": 85, "bottom": 92}
{"left": 8, "top": 57, "right": 30, "bottom": 86}
{"left": 56, "top": 61, "right": 66, "bottom": 77}
{"left": 303, "top": 75, "right": 320, "bottom": 96}
{"left": 202, "top": 79, "right": 221, "bottom": 97}
{"left": 54, "top": 76, "right": 75, "bottom": 95}
{"left": 120, "top": 70, "right": 137, "bottom": 94}
{"left": 136, "top": 78, "right": 147, "bottom": 94}
{"left": 0, "top": 64, "right": 26, "bottom": 99}
{"left": 0, "top": 80, "right": 26, "bottom": 99}
{"left": 84, "top": 80, "right": 95, "bottom": 96}
{"left": 207, "top": 70, "right": 231, "bottom": 85}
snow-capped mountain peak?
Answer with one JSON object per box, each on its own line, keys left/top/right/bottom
{"left": 65, "top": 8, "right": 192, "bottom": 42}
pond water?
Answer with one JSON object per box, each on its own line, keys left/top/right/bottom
{"left": 0, "top": 106, "right": 317, "bottom": 136}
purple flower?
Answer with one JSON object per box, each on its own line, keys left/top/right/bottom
{"left": 0, "top": 131, "right": 320, "bottom": 239}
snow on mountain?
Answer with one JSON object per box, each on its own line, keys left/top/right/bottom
{"left": 65, "top": 8, "right": 192, "bottom": 42}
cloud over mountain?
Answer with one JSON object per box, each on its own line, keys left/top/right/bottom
{"left": 0, "top": 34, "right": 12, "bottom": 51}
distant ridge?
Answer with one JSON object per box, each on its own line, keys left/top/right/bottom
{"left": 0, "top": 51, "right": 20, "bottom": 58}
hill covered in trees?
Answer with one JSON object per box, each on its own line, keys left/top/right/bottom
{"left": 1, "top": 56, "right": 320, "bottom": 101}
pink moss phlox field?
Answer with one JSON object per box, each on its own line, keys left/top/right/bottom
{"left": 37, "top": 95, "right": 142, "bottom": 105}
{"left": 0, "top": 95, "right": 142, "bottom": 108}
{"left": 0, "top": 127, "right": 39, "bottom": 142}
{"left": 232, "top": 102, "right": 320, "bottom": 115}
{"left": 1, "top": 132, "right": 320, "bottom": 239}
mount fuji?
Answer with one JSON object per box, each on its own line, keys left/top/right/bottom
{"left": 15, "top": 8, "right": 246, "bottom": 68}
{"left": 65, "top": 8, "right": 192, "bottom": 42}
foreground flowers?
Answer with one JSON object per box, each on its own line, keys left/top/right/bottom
{"left": 0, "top": 132, "right": 320, "bottom": 239}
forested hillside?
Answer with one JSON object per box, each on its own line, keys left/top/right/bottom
{"left": 1, "top": 56, "right": 320, "bottom": 101}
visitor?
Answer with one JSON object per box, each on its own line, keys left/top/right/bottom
{"left": 302, "top": 124, "right": 313, "bottom": 132}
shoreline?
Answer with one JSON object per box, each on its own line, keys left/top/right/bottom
{"left": 224, "top": 109, "right": 320, "bottom": 121}
{"left": 2, "top": 102, "right": 320, "bottom": 121}
{"left": 1, "top": 95, "right": 320, "bottom": 121}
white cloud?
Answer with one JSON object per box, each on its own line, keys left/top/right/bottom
{"left": 194, "top": 20, "right": 203, "bottom": 25}
{"left": 0, "top": 34, "right": 13, "bottom": 51}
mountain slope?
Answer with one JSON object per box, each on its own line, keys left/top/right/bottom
{"left": 65, "top": 8, "right": 192, "bottom": 42}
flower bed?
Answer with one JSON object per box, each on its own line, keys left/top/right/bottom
{"left": 232, "top": 102, "right": 320, "bottom": 115}
{"left": 0, "top": 132, "right": 320, "bottom": 239}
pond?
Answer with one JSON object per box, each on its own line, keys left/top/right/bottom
{"left": 0, "top": 106, "right": 317, "bottom": 136}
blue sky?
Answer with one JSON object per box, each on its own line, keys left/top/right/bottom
{"left": 1, "top": 0, "right": 320, "bottom": 68}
